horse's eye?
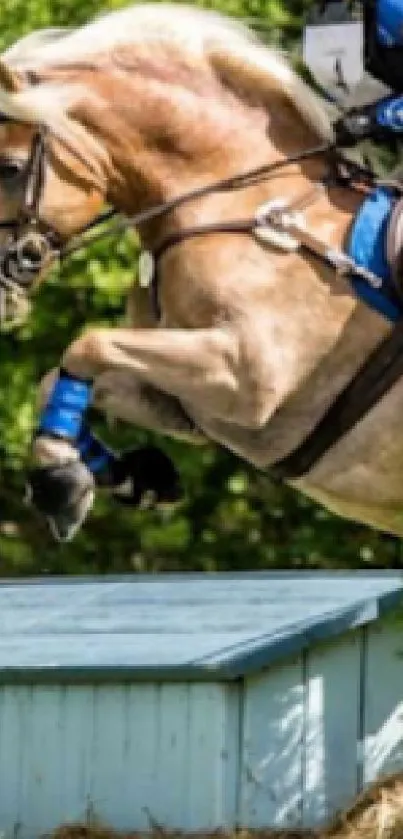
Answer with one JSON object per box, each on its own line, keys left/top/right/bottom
{"left": 0, "top": 160, "right": 24, "bottom": 181}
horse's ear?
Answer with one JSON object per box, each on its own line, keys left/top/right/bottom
{"left": 0, "top": 61, "right": 23, "bottom": 93}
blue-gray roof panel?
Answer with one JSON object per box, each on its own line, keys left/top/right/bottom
{"left": 0, "top": 572, "right": 401, "bottom": 680}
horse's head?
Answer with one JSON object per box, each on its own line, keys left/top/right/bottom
{"left": 0, "top": 3, "right": 337, "bottom": 329}
{"left": 0, "top": 61, "right": 108, "bottom": 327}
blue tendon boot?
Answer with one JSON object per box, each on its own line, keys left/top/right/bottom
{"left": 27, "top": 370, "right": 96, "bottom": 541}
{"left": 77, "top": 426, "right": 182, "bottom": 505}
{"left": 28, "top": 371, "right": 183, "bottom": 540}
{"left": 78, "top": 425, "right": 182, "bottom": 505}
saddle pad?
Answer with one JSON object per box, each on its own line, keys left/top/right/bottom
{"left": 348, "top": 185, "right": 401, "bottom": 321}
{"left": 387, "top": 194, "right": 403, "bottom": 288}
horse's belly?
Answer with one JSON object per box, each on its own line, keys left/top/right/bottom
{"left": 191, "top": 383, "right": 403, "bottom": 537}
{"left": 293, "top": 402, "right": 403, "bottom": 537}
{"left": 297, "top": 478, "right": 403, "bottom": 536}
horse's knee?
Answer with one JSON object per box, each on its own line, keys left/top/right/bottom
{"left": 62, "top": 328, "right": 110, "bottom": 377}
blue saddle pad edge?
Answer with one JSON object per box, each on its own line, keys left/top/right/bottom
{"left": 347, "top": 185, "right": 401, "bottom": 322}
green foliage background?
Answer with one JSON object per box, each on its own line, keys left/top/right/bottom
{"left": 0, "top": 0, "right": 401, "bottom": 575}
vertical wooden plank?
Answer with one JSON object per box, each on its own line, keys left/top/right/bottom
{"left": 87, "top": 685, "right": 131, "bottom": 830}
{"left": 17, "top": 685, "right": 36, "bottom": 839}
{"left": 303, "top": 631, "right": 362, "bottom": 826}
{"left": 221, "top": 682, "right": 242, "bottom": 828}
{"left": 122, "top": 683, "right": 162, "bottom": 831}
{"left": 152, "top": 684, "right": 190, "bottom": 828}
{"left": 19, "top": 686, "right": 65, "bottom": 836}
{"left": 58, "top": 685, "right": 97, "bottom": 826}
{"left": 239, "top": 655, "right": 304, "bottom": 828}
{"left": 186, "top": 682, "right": 237, "bottom": 830}
{"left": 0, "top": 686, "right": 26, "bottom": 837}
{"left": 362, "top": 620, "right": 403, "bottom": 784}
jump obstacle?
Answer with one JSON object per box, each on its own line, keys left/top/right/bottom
{"left": 0, "top": 571, "right": 403, "bottom": 837}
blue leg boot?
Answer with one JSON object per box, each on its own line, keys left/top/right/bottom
{"left": 28, "top": 371, "right": 182, "bottom": 540}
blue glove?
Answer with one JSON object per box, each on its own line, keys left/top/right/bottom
{"left": 334, "top": 97, "right": 403, "bottom": 146}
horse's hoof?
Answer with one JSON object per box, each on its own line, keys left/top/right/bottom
{"left": 26, "top": 460, "right": 95, "bottom": 542}
{"left": 112, "top": 445, "right": 183, "bottom": 507}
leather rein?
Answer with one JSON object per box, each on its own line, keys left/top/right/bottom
{"left": 2, "top": 123, "right": 403, "bottom": 481}
{"left": 0, "top": 129, "right": 342, "bottom": 324}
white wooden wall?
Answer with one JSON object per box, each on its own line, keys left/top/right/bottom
{"left": 0, "top": 617, "right": 403, "bottom": 836}
{"left": 239, "top": 617, "right": 403, "bottom": 828}
{"left": 0, "top": 682, "right": 240, "bottom": 838}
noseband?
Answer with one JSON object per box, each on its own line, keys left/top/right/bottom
{"left": 0, "top": 126, "right": 59, "bottom": 326}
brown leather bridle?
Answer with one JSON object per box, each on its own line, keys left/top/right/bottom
{"left": 0, "top": 128, "right": 338, "bottom": 327}
{"left": 0, "top": 120, "right": 388, "bottom": 322}
{"left": 0, "top": 126, "right": 59, "bottom": 325}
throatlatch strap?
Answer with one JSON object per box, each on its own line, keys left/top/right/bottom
{"left": 270, "top": 320, "right": 403, "bottom": 481}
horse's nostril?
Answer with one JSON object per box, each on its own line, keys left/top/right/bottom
{"left": 18, "top": 232, "right": 49, "bottom": 269}
{"left": 21, "top": 243, "right": 42, "bottom": 266}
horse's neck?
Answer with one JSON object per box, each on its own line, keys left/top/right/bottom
{"left": 74, "top": 56, "right": 367, "bottom": 311}
{"left": 75, "top": 57, "right": 320, "bottom": 225}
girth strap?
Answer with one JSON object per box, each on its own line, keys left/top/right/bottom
{"left": 270, "top": 320, "right": 403, "bottom": 481}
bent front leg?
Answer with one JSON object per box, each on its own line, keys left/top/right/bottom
{"left": 30, "top": 365, "right": 193, "bottom": 540}
{"left": 30, "top": 322, "right": 274, "bottom": 540}
{"left": 33, "top": 364, "right": 205, "bottom": 520}
{"left": 57, "top": 325, "right": 267, "bottom": 428}
{"left": 33, "top": 326, "right": 237, "bottom": 481}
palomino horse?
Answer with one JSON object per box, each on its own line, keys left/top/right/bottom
{"left": 0, "top": 3, "right": 402, "bottom": 540}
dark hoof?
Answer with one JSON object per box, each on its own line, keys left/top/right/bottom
{"left": 26, "top": 460, "right": 95, "bottom": 542}
{"left": 112, "top": 445, "right": 182, "bottom": 507}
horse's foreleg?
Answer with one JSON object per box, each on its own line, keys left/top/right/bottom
{"left": 30, "top": 323, "right": 268, "bottom": 540}
{"left": 30, "top": 356, "right": 206, "bottom": 541}
{"left": 55, "top": 325, "right": 255, "bottom": 423}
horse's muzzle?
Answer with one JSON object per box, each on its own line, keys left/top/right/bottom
{"left": 0, "top": 231, "right": 54, "bottom": 329}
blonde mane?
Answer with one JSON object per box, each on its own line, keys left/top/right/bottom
{"left": 0, "top": 3, "right": 335, "bottom": 160}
